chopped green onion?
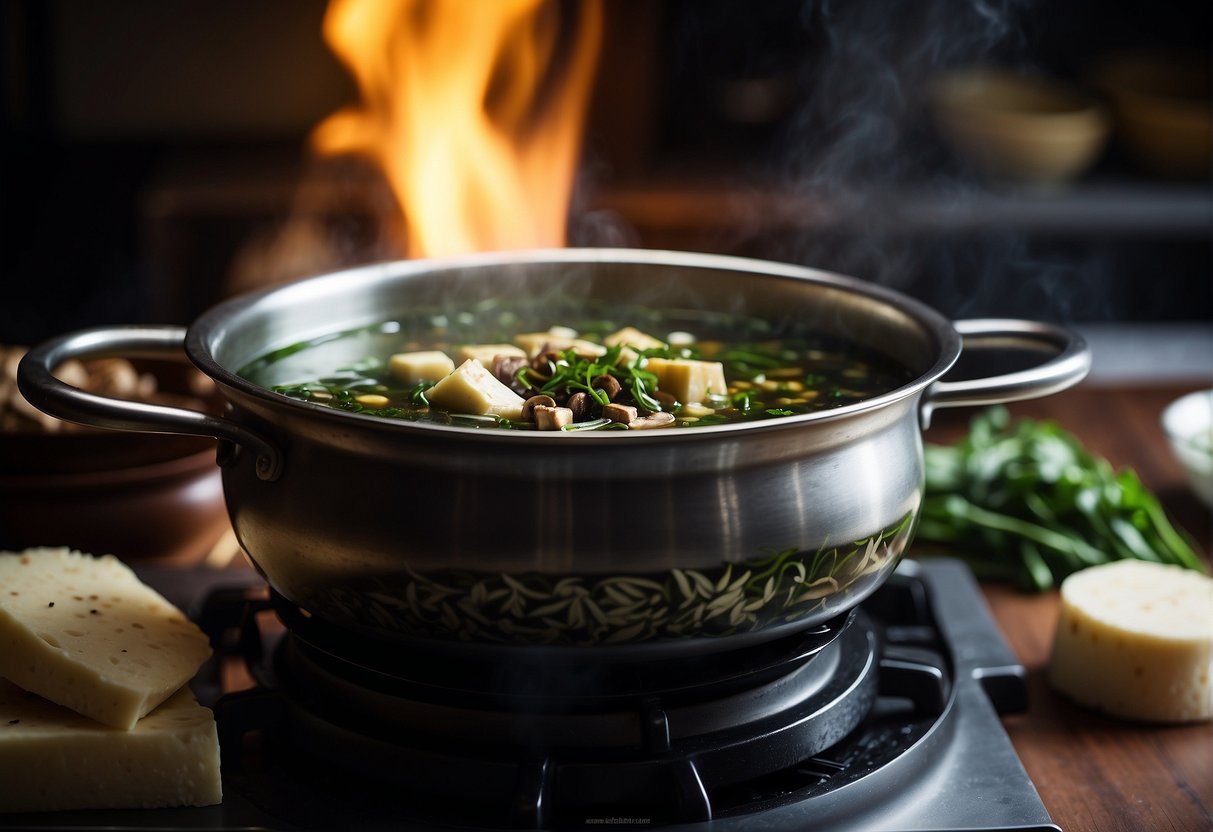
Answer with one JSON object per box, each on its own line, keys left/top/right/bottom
{"left": 560, "top": 418, "right": 613, "bottom": 432}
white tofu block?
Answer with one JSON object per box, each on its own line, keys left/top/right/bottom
{"left": 1049, "top": 560, "right": 1213, "bottom": 722}
{"left": 603, "top": 327, "right": 666, "bottom": 366}
{"left": 388, "top": 350, "right": 455, "bottom": 384}
{"left": 513, "top": 331, "right": 607, "bottom": 359}
{"left": 0, "top": 680, "right": 222, "bottom": 811}
{"left": 0, "top": 548, "right": 213, "bottom": 730}
{"left": 425, "top": 359, "right": 526, "bottom": 421}
{"left": 644, "top": 357, "right": 728, "bottom": 405}
{"left": 603, "top": 327, "right": 666, "bottom": 352}
{"left": 455, "top": 344, "right": 527, "bottom": 366}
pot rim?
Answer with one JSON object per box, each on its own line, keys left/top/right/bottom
{"left": 185, "top": 248, "right": 961, "bottom": 442}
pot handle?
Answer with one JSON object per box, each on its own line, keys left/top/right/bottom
{"left": 921, "top": 319, "right": 1090, "bottom": 428}
{"left": 17, "top": 325, "right": 283, "bottom": 481}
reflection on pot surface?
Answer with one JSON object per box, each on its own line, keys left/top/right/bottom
{"left": 312, "top": 513, "right": 915, "bottom": 646}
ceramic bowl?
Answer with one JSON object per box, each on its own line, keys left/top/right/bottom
{"left": 929, "top": 68, "right": 1110, "bottom": 185}
{"left": 0, "top": 358, "right": 231, "bottom": 564}
{"left": 1090, "top": 51, "right": 1212, "bottom": 178}
{"left": 1161, "top": 389, "right": 1213, "bottom": 509}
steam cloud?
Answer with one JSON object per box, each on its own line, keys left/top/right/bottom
{"left": 768, "top": 0, "right": 1111, "bottom": 323}
{"left": 789, "top": 0, "right": 1030, "bottom": 187}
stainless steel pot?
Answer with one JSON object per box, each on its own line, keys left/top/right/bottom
{"left": 18, "top": 249, "right": 1089, "bottom": 654}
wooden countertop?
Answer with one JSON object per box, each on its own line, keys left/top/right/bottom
{"left": 923, "top": 382, "right": 1212, "bottom": 832}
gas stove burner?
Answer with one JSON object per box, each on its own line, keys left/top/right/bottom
{"left": 216, "top": 611, "right": 893, "bottom": 826}
{"left": 274, "top": 612, "right": 875, "bottom": 743}
{"left": 199, "top": 560, "right": 1056, "bottom": 830}
{"left": 268, "top": 587, "right": 858, "bottom": 705}
{"left": 237, "top": 614, "right": 883, "bottom": 826}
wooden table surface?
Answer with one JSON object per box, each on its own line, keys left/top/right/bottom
{"left": 923, "top": 382, "right": 1212, "bottom": 832}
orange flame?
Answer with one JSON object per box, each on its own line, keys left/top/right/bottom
{"left": 311, "top": 0, "right": 603, "bottom": 258}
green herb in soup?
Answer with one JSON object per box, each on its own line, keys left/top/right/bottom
{"left": 250, "top": 318, "right": 912, "bottom": 431}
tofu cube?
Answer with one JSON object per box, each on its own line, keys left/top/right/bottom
{"left": 604, "top": 327, "right": 666, "bottom": 351}
{"left": 426, "top": 359, "right": 526, "bottom": 421}
{"left": 0, "top": 548, "right": 213, "bottom": 731}
{"left": 645, "top": 358, "right": 728, "bottom": 405}
{"left": 389, "top": 350, "right": 455, "bottom": 384}
{"left": 455, "top": 344, "right": 527, "bottom": 365}
{"left": 604, "top": 326, "right": 667, "bottom": 366}
{"left": 514, "top": 330, "right": 607, "bottom": 359}
{"left": 0, "top": 681, "right": 222, "bottom": 811}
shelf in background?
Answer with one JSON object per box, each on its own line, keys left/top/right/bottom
{"left": 1077, "top": 323, "right": 1213, "bottom": 384}
{"left": 143, "top": 147, "right": 1213, "bottom": 240}
{"left": 593, "top": 175, "right": 1213, "bottom": 238}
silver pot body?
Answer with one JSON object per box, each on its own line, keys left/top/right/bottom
{"left": 19, "top": 250, "right": 1089, "bottom": 654}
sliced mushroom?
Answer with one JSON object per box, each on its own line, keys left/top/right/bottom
{"left": 491, "top": 354, "right": 530, "bottom": 395}
{"left": 566, "top": 391, "right": 593, "bottom": 421}
{"left": 534, "top": 405, "right": 573, "bottom": 431}
{"left": 521, "top": 394, "right": 557, "bottom": 422}
{"left": 652, "top": 390, "right": 677, "bottom": 409}
{"left": 84, "top": 358, "right": 141, "bottom": 399}
{"left": 591, "top": 374, "right": 622, "bottom": 401}
{"left": 628, "top": 411, "right": 676, "bottom": 430}
{"left": 527, "top": 352, "right": 562, "bottom": 384}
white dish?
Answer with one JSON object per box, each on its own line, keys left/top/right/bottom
{"left": 1162, "top": 389, "right": 1213, "bottom": 508}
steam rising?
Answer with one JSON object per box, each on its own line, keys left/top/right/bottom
{"left": 763, "top": 0, "right": 1112, "bottom": 322}
{"left": 790, "top": 0, "right": 1030, "bottom": 187}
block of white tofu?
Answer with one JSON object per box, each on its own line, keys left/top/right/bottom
{"left": 1049, "top": 560, "right": 1213, "bottom": 722}
{"left": 603, "top": 327, "right": 666, "bottom": 366}
{"left": 603, "top": 326, "right": 666, "bottom": 352}
{"left": 0, "top": 680, "right": 221, "bottom": 811}
{"left": 513, "top": 330, "right": 607, "bottom": 359}
{"left": 644, "top": 357, "right": 728, "bottom": 405}
{"left": 388, "top": 350, "right": 455, "bottom": 384}
{"left": 455, "top": 344, "right": 527, "bottom": 366}
{"left": 425, "top": 359, "right": 526, "bottom": 421}
{"left": 0, "top": 548, "right": 213, "bottom": 730}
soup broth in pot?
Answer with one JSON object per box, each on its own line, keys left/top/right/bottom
{"left": 241, "top": 302, "right": 914, "bottom": 432}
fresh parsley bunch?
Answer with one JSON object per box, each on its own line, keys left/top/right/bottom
{"left": 920, "top": 407, "right": 1204, "bottom": 591}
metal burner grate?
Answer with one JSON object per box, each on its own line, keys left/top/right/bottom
{"left": 192, "top": 560, "right": 1055, "bottom": 830}
{"left": 214, "top": 611, "right": 884, "bottom": 826}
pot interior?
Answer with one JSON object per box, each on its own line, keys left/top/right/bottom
{"left": 195, "top": 251, "right": 956, "bottom": 405}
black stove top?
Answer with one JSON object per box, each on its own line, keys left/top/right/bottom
{"left": 0, "top": 558, "right": 1059, "bottom": 831}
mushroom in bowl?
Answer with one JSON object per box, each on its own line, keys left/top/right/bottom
{"left": 0, "top": 348, "right": 229, "bottom": 563}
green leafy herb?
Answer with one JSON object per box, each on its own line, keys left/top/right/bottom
{"left": 408, "top": 381, "right": 434, "bottom": 406}
{"left": 920, "top": 406, "right": 1204, "bottom": 591}
{"left": 516, "top": 345, "right": 667, "bottom": 417}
